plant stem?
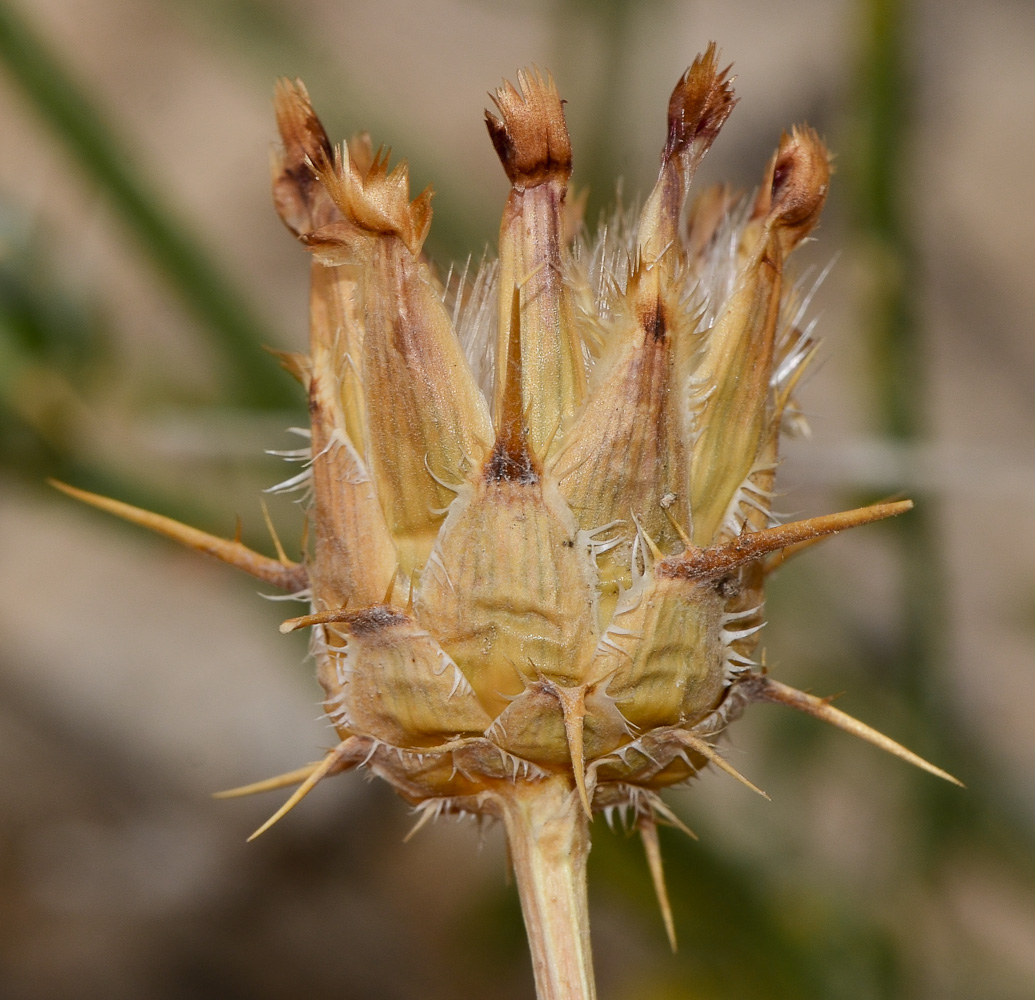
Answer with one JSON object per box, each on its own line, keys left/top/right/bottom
{"left": 497, "top": 776, "right": 596, "bottom": 1000}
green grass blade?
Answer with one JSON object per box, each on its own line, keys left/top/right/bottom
{"left": 0, "top": 0, "right": 296, "bottom": 408}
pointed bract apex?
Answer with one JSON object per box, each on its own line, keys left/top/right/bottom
{"left": 305, "top": 147, "right": 435, "bottom": 259}
{"left": 265, "top": 346, "right": 311, "bottom": 387}
{"left": 673, "top": 731, "right": 770, "bottom": 799}
{"left": 754, "top": 125, "right": 831, "bottom": 254}
{"left": 274, "top": 78, "right": 334, "bottom": 167}
{"left": 639, "top": 818, "right": 677, "bottom": 952}
{"left": 549, "top": 682, "right": 592, "bottom": 818}
{"left": 272, "top": 78, "right": 338, "bottom": 235}
{"left": 743, "top": 675, "right": 964, "bottom": 787}
{"left": 247, "top": 737, "right": 366, "bottom": 841}
{"left": 213, "top": 762, "right": 323, "bottom": 799}
{"left": 49, "top": 480, "right": 309, "bottom": 592}
{"left": 280, "top": 605, "right": 350, "bottom": 634}
{"left": 638, "top": 45, "right": 736, "bottom": 268}
{"left": 486, "top": 68, "right": 572, "bottom": 188}
{"left": 663, "top": 42, "right": 737, "bottom": 165}
{"left": 661, "top": 501, "right": 914, "bottom": 581}
{"left": 275, "top": 80, "right": 432, "bottom": 257}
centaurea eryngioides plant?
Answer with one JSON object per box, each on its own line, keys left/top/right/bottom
{"left": 56, "top": 44, "right": 960, "bottom": 1000}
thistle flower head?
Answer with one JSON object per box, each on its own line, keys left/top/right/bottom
{"left": 242, "top": 47, "right": 954, "bottom": 823}
{"left": 54, "top": 45, "right": 960, "bottom": 996}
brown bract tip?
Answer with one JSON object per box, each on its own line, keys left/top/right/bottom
{"left": 636, "top": 286, "right": 668, "bottom": 342}
{"left": 663, "top": 42, "right": 737, "bottom": 165}
{"left": 305, "top": 146, "right": 435, "bottom": 259}
{"left": 486, "top": 68, "right": 572, "bottom": 188}
{"left": 485, "top": 437, "right": 539, "bottom": 484}
{"left": 273, "top": 81, "right": 433, "bottom": 257}
{"left": 272, "top": 78, "right": 338, "bottom": 235}
{"left": 274, "top": 78, "right": 334, "bottom": 169}
{"left": 754, "top": 125, "right": 831, "bottom": 253}
{"left": 266, "top": 346, "right": 311, "bottom": 387}
{"left": 658, "top": 501, "right": 913, "bottom": 582}
{"left": 346, "top": 604, "right": 410, "bottom": 635}
{"left": 280, "top": 603, "right": 409, "bottom": 635}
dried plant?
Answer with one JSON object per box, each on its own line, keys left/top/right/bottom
{"left": 54, "top": 44, "right": 960, "bottom": 1000}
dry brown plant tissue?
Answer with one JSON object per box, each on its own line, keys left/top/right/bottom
{"left": 54, "top": 44, "right": 960, "bottom": 1000}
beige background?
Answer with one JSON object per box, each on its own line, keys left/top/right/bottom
{"left": 1, "top": 1, "right": 1033, "bottom": 997}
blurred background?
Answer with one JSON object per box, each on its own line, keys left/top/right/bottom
{"left": 1, "top": 0, "right": 1033, "bottom": 997}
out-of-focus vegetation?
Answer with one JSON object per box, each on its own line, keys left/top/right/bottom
{"left": 2, "top": 1, "right": 1034, "bottom": 998}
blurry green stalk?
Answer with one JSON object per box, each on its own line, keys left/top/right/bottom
{"left": 0, "top": 0, "right": 294, "bottom": 409}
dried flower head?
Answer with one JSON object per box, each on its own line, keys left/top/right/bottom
{"left": 55, "top": 44, "right": 960, "bottom": 1000}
